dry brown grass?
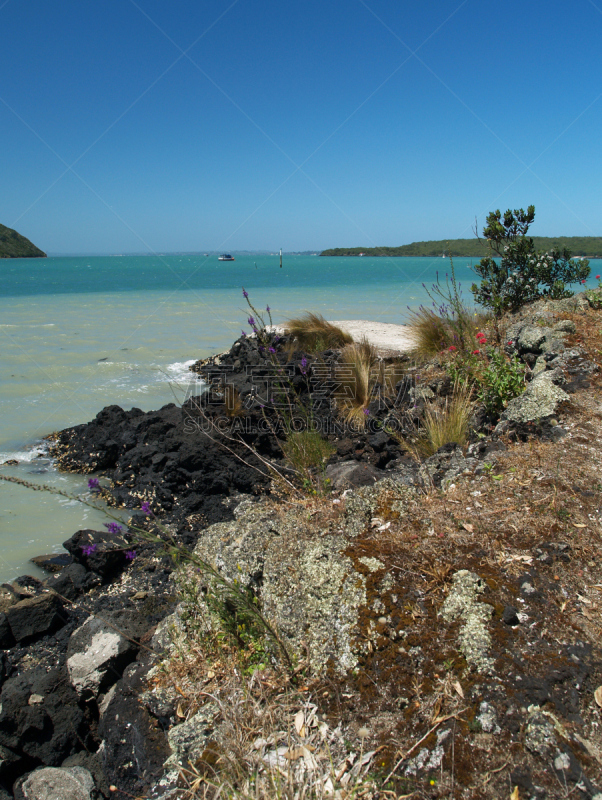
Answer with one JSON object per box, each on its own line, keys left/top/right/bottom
{"left": 394, "top": 379, "right": 473, "bottom": 459}
{"left": 156, "top": 303, "right": 602, "bottom": 800}
{"left": 332, "top": 339, "right": 381, "bottom": 429}
{"left": 283, "top": 313, "right": 353, "bottom": 354}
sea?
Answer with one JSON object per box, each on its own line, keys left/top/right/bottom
{"left": 1, "top": 252, "right": 600, "bottom": 582}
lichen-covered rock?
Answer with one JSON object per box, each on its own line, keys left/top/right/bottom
{"left": 517, "top": 324, "right": 550, "bottom": 353}
{"left": 165, "top": 704, "right": 218, "bottom": 769}
{"left": 440, "top": 570, "right": 494, "bottom": 673}
{"left": 524, "top": 708, "right": 558, "bottom": 757}
{"left": 192, "top": 500, "right": 368, "bottom": 673}
{"left": 16, "top": 766, "right": 97, "bottom": 800}
{"left": 501, "top": 372, "right": 570, "bottom": 424}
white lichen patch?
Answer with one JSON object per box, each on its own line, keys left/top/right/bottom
{"left": 440, "top": 570, "right": 494, "bottom": 673}
{"left": 358, "top": 556, "right": 385, "bottom": 573}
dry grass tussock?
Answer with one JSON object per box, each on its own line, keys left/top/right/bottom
{"left": 393, "top": 379, "right": 473, "bottom": 459}
{"left": 283, "top": 313, "right": 353, "bottom": 354}
{"left": 333, "top": 339, "right": 381, "bottom": 429}
{"left": 407, "top": 304, "right": 488, "bottom": 358}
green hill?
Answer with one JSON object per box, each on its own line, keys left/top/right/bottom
{"left": 321, "top": 236, "right": 602, "bottom": 258}
{"left": 0, "top": 224, "right": 46, "bottom": 258}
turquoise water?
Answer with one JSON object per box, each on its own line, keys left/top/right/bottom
{"left": 1, "top": 253, "right": 599, "bottom": 582}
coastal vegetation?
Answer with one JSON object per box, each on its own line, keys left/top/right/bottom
{"left": 471, "top": 205, "right": 590, "bottom": 319}
{"left": 3, "top": 211, "right": 602, "bottom": 798}
{"left": 282, "top": 312, "right": 352, "bottom": 354}
{"left": 320, "top": 234, "right": 602, "bottom": 258}
{"left": 0, "top": 222, "right": 46, "bottom": 258}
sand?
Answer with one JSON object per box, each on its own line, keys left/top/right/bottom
{"left": 328, "top": 320, "right": 416, "bottom": 356}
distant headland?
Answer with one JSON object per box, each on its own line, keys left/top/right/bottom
{"left": 0, "top": 223, "right": 46, "bottom": 258}
{"left": 320, "top": 236, "right": 602, "bottom": 258}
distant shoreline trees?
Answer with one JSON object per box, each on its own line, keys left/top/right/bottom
{"left": 320, "top": 236, "right": 602, "bottom": 259}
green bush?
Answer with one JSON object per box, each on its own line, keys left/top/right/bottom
{"left": 448, "top": 346, "right": 526, "bottom": 416}
{"left": 471, "top": 206, "right": 590, "bottom": 318}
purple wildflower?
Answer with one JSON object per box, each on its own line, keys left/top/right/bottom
{"left": 363, "top": 408, "right": 370, "bottom": 416}
{"left": 242, "top": 287, "right": 248, "bottom": 298}
{"left": 104, "top": 522, "right": 123, "bottom": 534}
{"left": 268, "top": 347, "right": 276, "bottom": 354}
{"left": 125, "top": 550, "right": 136, "bottom": 561}
{"left": 266, "top": 305, "right": 270, "bottom": 313}
{"left": 300, "top": 356, "right": 308, "bottom": 375}
{"left": 81, "top": 543, "right": 97, "bottom": 557}
{"left": 241, "top": 330, "right": 247, "bottom": 338}
{"left": 87, "top": 478, "right": 100, "bottom": 491}
{"left": 248, "top": 316, "right": 255, "bottom": 327}
{"left": 141, "top": 501, "right": 153, "bottom": 516}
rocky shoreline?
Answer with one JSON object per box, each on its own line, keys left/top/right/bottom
{"left": 1, "top": 296, "right": 602, "bottom": 798}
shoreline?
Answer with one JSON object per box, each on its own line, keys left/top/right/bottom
{"left": 2, "top": 295, "right": 602, "bottom": 797}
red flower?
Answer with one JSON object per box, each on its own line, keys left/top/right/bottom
{"left": 448, "top": 345, "right": 457, "bottom": 351}
{"left": 581, "top": 279, "right": 586, "bottom": 284}
{"left": 472, "top": 349, "right": 480, "bottom": 355}
{"left": 597, "top": 275, "right": 600, "bottom": 280}
{"left": 476, "top": 332, "right": 485, "bottom": 338}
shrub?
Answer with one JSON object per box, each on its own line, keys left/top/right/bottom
{"left": 283, "top": 312, "right": 353, "bottom": 354}
{"left": 585, "top": 274, "right": 602, "bottom": 309}
{"left": 448, "top": 345, "right": 526, "bottom": 416}
{"left": 477, "top": 348, "right": 526, "bottom": 414}
{"left": 333, "top": 339, "right": 380, "bottom": 428}
{"left": 471, "top": 206, "right": 590, "bottom": 320}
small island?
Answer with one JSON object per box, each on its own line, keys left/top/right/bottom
{"left": 0, "top": 223, "right": 46, "bottom": 258}
{"left": 321, "top": 235, "right": 602, "bottom": 258}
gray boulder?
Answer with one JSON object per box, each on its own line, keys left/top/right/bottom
{"left": 66, "top": 617, "right": 138, "bottom": 697}
{"left": 189, "top": 488, "right": 406, "bottom": 673}
{"left": 325, "top": 460, "right": 385, "bottom": 489}
{"left": 517, "top": 324, "right": 549, "bottom": 353}
{"left": 16, "top": 766, "right": 96, "bottom": 800}
{"left": 501, "top": 372, "right": 570, "bottom": 424}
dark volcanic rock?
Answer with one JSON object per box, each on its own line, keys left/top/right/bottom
{"left": 6, "top": 594, "right": 67, "bottom": 644}
{"left": 0, "top": 667, "right": 89, "bottom": 767}
{"left": 30, "top": 554, "right": 73, "bottom": 573}
{"left": 44, "top": 564, "right": 101, "bottom": 602}
{"left": 97, "top": 669, "right": 170, "bottom": 798}
{"left": 63, "top": 529, "right": 131, "bottom": 582}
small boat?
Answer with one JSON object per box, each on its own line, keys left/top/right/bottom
{"left": 279, "top": 248, "right": 282, "bottom": 268}
{"left": 218, "top": 254, "right": 235, "bottom": 261}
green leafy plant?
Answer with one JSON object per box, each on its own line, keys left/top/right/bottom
{"left": 448, "top": 342, "right": 525, "bottom": 416}
{"left": 477, "top": 348, "right": 526, "bottom": 414}
{"left": 280, "top": 429, "right": 335, "bottom": 493}
{"left": 585, "top": 272, "right": 602, "bottom": 309}
{"left": 471, "top": 206, "right": 590, "bottom": 324}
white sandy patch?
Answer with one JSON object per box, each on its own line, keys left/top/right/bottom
{"left": 270, "top": 319, "right": 416, "bottom": 355}
{"left": 329, "top": 320, "right": 416, "bottom": 355}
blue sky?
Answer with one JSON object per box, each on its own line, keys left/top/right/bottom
{"left": 1, "top": 0, "right": 601, "bottom": 254}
